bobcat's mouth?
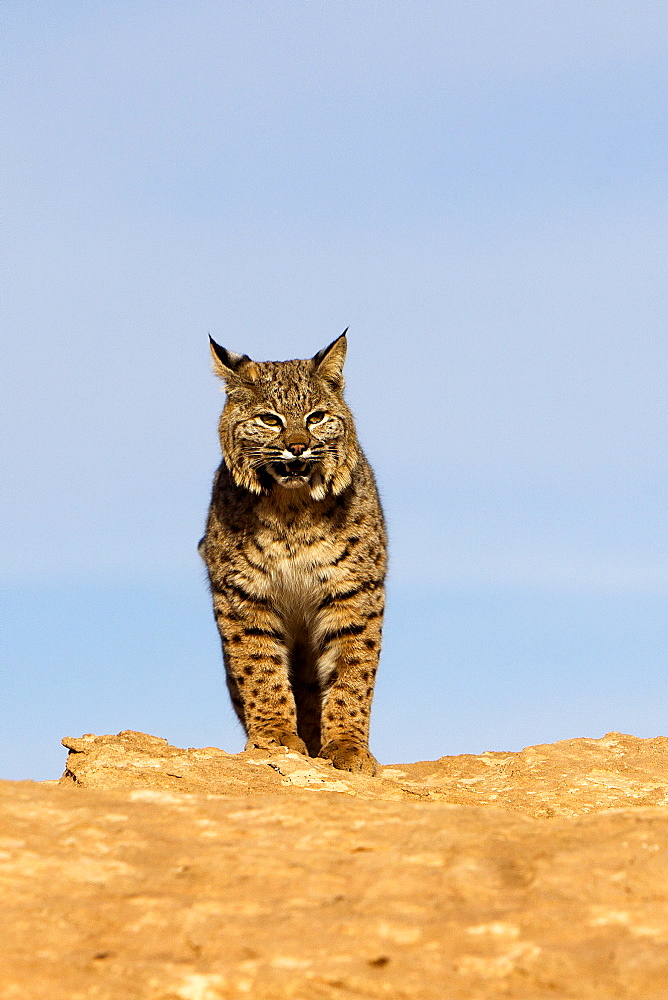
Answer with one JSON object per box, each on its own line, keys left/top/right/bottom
{"left": 267, "top": 459, "right": 313, "bottom": 489}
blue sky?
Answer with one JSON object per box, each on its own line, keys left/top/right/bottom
{"left": 2, "top": 2, "right": 666, "bottom": 779}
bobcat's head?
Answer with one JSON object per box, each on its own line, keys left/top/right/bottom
{"left": 210, "top": 331, "right": 359, "bottom": 500}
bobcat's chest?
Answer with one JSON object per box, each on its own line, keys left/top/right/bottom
{"left": 252, "top": 518, "right": 335, "bottom": 627}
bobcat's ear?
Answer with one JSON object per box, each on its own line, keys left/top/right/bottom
{"left": 312, "top": 328, "right": 348, "bottom": 390}
{"left": 209, "top": 336, "right": 254, "bottom": 384}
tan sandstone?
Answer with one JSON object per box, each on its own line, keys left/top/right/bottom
{"left": 2, "top": 730, "right": 668, "bottom": 998}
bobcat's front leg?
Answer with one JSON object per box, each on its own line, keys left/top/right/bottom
{"left": 317, "top": 607, "right": 384, "bottom": 776}
{"left": 213, "top": 591, "right": 308, "bottom": 756}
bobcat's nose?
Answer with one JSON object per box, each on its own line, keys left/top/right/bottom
{"left": 286, "top": 438, "right": 308, "bottom": 456}
{"left": 284, "top": 429, "right": 310, "bottom": 456}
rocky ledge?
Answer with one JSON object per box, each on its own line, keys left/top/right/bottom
{"left": 2, "top": 731, "right": 668, "bottom": 998}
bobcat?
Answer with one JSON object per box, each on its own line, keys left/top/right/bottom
{"left": 200, "top": 331, "right": 386, "bottom": 775}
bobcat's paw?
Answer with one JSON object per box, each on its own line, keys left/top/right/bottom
{"left": 319, "top": 739, "right": 378, "bottom": 776}
{"left": 245, "top": 731, "right": 309, "bottom": 756}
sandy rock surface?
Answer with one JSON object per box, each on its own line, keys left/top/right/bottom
{"left": 61, "top": 728, "right": 668, "bottom": 817}
{"left": 2, "top": 731, "right": 668, "bottom": 998}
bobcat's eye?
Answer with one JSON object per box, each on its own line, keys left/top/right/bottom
{"left": 258, "top": 413, "right": 282, "bottom": 427}
{"left": 306, "top": 411, "right": 326, "bottom": 426}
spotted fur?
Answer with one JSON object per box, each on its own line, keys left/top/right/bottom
{"left": 200, "top": 331, "right": 387, "bottom": 774}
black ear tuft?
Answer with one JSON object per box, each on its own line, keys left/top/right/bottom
{"left": 209, "top": 335, "right": 252, "bottom": 373}
{"left": 312, "top": 328, "right": 348, "bottom": 369}
{"left": 312, "top": 330, "right": 348, "bottom": 389}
